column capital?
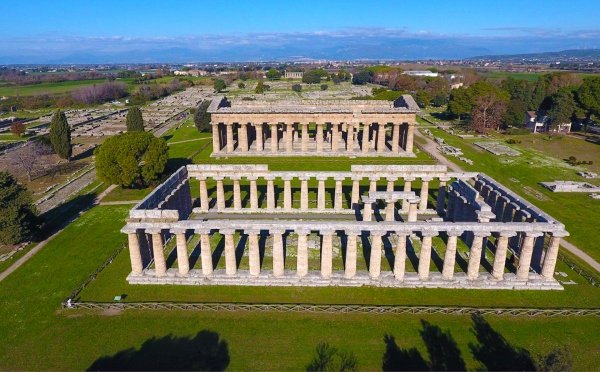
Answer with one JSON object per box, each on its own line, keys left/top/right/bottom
{"left": 316, "top": 175, "right": 329, "bottom": 181}
{"left": 351, "top": 175, "right": 364, "bottom": 181}
{"left": 299, "top": 176, "right": 311, "bottom": 182}
{"left": 171, "top": 227, "right": 188, "bottom": 234}
{"left": 244, "top": 228, "right": 262, "bottom": 235}
{"left": 246, "top": 175, "right": 259, "bottom": 181}
{"left": 195, "top": 176, "right": 208, "bottom": 181}
{"left": 146, "top": 228, "right": 163, "bottom": 234}
{"left": 439, "top": 177, "right": 452, "bottom": 183}
{"left": 213, "top": 175, "right": 225, "bottom": 181}
{"left": 370, "top": 230, "right": 385, "bottom": 237}
{"left": 346, "top": 228, "right": 362, "bottom": 235}
{"left": 550, "top": 230, "right": 569, "bottom": 238}
{"left": 281, "top": 175, "right": 294, "bottom": 181}
{"left": 220, "top": 228, "right": 236, "bottom": 235}
{"left": 524, "top": 231, "right": 545, "bottom": 238}
{"left": 386, "top": 176, "right": 399, "bottom": 182}
{"left": 403, "top": 177, "right": 416, "bottom": 182}
{"left": 194, "top": 228, "right": 211, "bottom": 235}
{"left": 498, "top": 231, "right": 517, "bottom": 238}
{"left": 264, "top": 175, "right": 276, "bottom": 181}
{"left": 420, "top": 176, "right": 434, "bottom": 182}
{"left": 446, "top": 230, "right": 464, "bottom": 237}
{"left": 368, "top": 176, "right": 380, "bottom": 182}
{"left": 473, "top": 231, "right": 491, "bottom": 238}
{"left": 295, "top": 228, "right": 311, "bottom": 235}
{"left": 421, "top": 230, "right": 439, "bottom": 237}
{"left": 333, "top": 176, "right": 346, "bottom": 182}
{"left": 121, "top": 226, "right": 139, "bottom": 234}
{"left": 320, "top": 229, "right": 336, "bottom": 235}
{"left": 269, "top": 228, "right": 286, "bottom": 235}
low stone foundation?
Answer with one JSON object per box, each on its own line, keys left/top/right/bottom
{"left": 128, "top": 270, "right": 563, "bottom": 290}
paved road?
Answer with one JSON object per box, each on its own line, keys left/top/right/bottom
{"left": 415, "top": 127, "right": 600, "bottom": 273}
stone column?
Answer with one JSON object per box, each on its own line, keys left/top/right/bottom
{"left": 517, "top": 232, "right": 543, "bottom": 280}
{"left": 248, "top": 229, "right": 260, "bottom": 276}
{"left": 442, "top": 233, "right": 459, "bottom": 279}
{"left": 362, "top": 123, "right": 371, "bottom": 153}
{"left": 317, "top": 177, "right": 326, "bottom": 210}
{"left": 467, "top": 232, "right": 487, "bottom": 280}
{"left": 175, "top": 231, "right": 190, "bottom": 276}
{"left": 346, "top": 123, "right": 355, "bottom": 151}
{"left": 331, "top": 123, "right": 339, "bottom": 152}
{"left": 369, "top": 232, "right": 383, "bottom": 278}
{"left": 216, "top": 178, "right": 225, "bottom": 211}
{"left": 419, "top": 177, "right": 431, "bottom": 211}
{"left": 316, "top": 123, "right": 324, "bottom": 152}
{"left": 301, "top": 123, "right": 308, "bottom": 152}
{"left": 492, "top": 232, "right": 513, "bottom": 280}
{"left": 418, "top": 232, "right": 436, "bottom": 280}
{"left": 363, "top": 200, "right": 373, "bottom": 221}
{"left": 385, "top": 199, "right": 395, "bottom": 222}
{"left": 285, "top": 123, "right": 293, "bottom": 153}
{"left": 408, "top": 200, "right": 418, "bottom": 222}
{"left": 270, "top": 123, "right": 278, "bottom": 153}
{"left": 405, "top": 122, "right": 414, "bottom": 153}
{"left": 198, "top": 230, "right": 213, "bottom": 275}
{"left": 321, "top": 230, "right": 334, "bottom": 278}
{"left": 226, "top": 123, "right": 234, "bottom": 153}
{"left": 345, "top": 230, "right": 358, "bottom": 278}
{"left": 239, "top": 123, "right": 248, "bottom": 152}
{"left": 127, "top": 231, "right": 143, "bottom": 275}
{"left": 436, "top": 178, "right": 449, "bottom": 216}
{"left": 394, "top": 233, "right": 407, "bottom": 280}
{"left": 249, "top": 177, "right": 258, "bottom": 210}
{"left": 369, "top": 178, "right": 377, "bottom": 193}
{"left": 254, "top": 123, "right": 264, "bottom": 152}
{"left": 377, "top": 123, "right": 386, "bottom": 153}
{"left": 541, "top": 233, "right": 565, "bottom": 279}
{"left": 300, "top": 178, "right": 309, "bottom": 211}
{"left": 223, "top": 229, "right": 236, "bottom": 276}
{"left": 296, "top": 229, "right": 309, "bottom": 277}
{"left": 392, "top": 123, "right": 400, "bottom": 153}
{"left": 212, "top": 124, "right": 220, "bottom": 153}
{"left": 199, "top": 178, "right": 209, "bottom": 212}
{"left": 150, "top": 230, "right": 166, "bottom": 277}
{"left": 272, "top": 229, "right": 285, "bottom": 277}
{"left": 386, "top": 178, "right": 396, "bottom": 193}
{"left": 232, "top": 178, "right": 241, "bottom": 210}
{"left": 266, "top": 177, "right": 275, "bottom": 210}
{"left": 283, "top": 178, "right": 292, "bottom": 211}
{"left": 401, "top": 177, "right": 414, "bottom": 212}
{"left": 351, "top": 178, "right": 361, "bottom": 208}
{"left": 334, "top": 178, "right": 344, "bottom": 211}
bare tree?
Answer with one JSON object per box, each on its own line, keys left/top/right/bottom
{"left": 470, "top": 93, "right": 507, "bottom": 134}
{"left": 5, "top": 141, "right": 53, "bottom": 181}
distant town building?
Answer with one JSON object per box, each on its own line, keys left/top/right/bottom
{"left": 525, "top": 111, "right": 571, "bottom": 133}
{"left": 284, "top": 71, "right": 303, "bottom": 79}
{"left": 404, "top": 70, "right": 439, "bottom": 77}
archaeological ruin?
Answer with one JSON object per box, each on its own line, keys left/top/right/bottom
{"left": 122, "top": 164, "right": 568, "bottom": 290}
{"left": 207, "top": 95, "right": 420, "bottom": 157}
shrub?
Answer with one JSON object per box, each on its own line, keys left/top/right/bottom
{"left": 292, "top": 84, "right": 302, "bottom": 92}
{"left": 95, "top": 132, "right": 168, "bottom": 188}
{"left": 320, "top": 84, "right": 328, "bottom": 91}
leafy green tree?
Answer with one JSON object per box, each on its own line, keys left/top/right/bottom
{"left": 0, "top": 172, "right": 38, "bottom": 245}
{"left": 431, "top": 94, "right": 448, "bottom": 107}
{"left": 49, "top": 109, "right": 72, "bottom": 160}
{"left": 577, "top": 77, "right": 600, "bottom": 118}
{"left": 447, "top": 88, "right": 473, "bottom": 119}
{"left": 238, "top": 82, "right": 246, "bottom": 89}
{"left": 351, "top": 70, "right": 372, "bottom": 85}
{"left": 213, "top": 79, "right": 226, "bottom": 93}
{"left": 415, "top": 91, "right": 430, "bottom": 108}
{"left": 302, "top": 69, "right": 328, "bottom": 84}
{"left": 126, "top": 106, "right": 144, "bottom": 132}
{"left": 292, "top": 84, "right": 302, "bottom": 93}
{"left": 547, "top": 91, "right": 576, "bottom": 129}
{"left": 320, "top": 84, "right": 328, "bottom": 91}
{"left": 95, "top": 132, "right": 168, "bottom": 188}
{"left": 504, "top": 99, "right": 527, "bottom": 127}
{"left": 266, "top": 68, "right": 281, "bottom": 80}
{"left": 255, "top": 81, "right": 266, "bottom": 94}
{"left": 194, "top": 100, "right": 212, "bottom": 132}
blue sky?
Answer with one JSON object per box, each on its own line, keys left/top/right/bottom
{"left": 1, "top": 0, "right": 599, "bottom": 63}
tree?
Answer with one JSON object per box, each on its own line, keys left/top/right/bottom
{"left": 351, "top": 70, "right": 372, "bottom": 85}
{"left": 49, "top": 109, "right": 72, "bottom": 160}
{"left": 431, "top": 94, "right": 448, "bottom": 107}
{"left": 306, "top": 342, "right": 357, "bottom": 372}
{"left": 238, "top": 82, "right": 245, "bottom": 89}
{"left": 95, "top": 132, "right": 168, "bottom": 188}
{"left": 320, "top": 84, "right": 328, "bottom": 91}
{"left": 504, "top": 99, "right": 527, "bottom": 128}
{"left": 470, "top": 93, "right": 507, "bottom": 133}
{"left": 10, "top": 121, "right": 25, "bottom": 137}
{"left": 303, "top": 69, "right": 328, "bottom": 84}
{"left": 5, "top": 140, "right": 52, "bottom": 181}
{"left": 447, "top": 87, "right": 473, "bottom": 119}
{"left": 577, "top": 77, "right": 600, "bottom": 118}
{"left": 292, "top": 84, "right": 302, "bottom": 93}
{"left": 0, "top": 171, "right": 37, "bottom": 245}
{"left": 415, "top": 91, "right": 430, "bottom": 108}
{"left": 255, "top": 81, "right": 266, "bottom": 94}
{"left": 126, "top": 106, "right": 144, "bottom": 132}
{"left": 194, "top": 100, "right": 211, "bottom": 132}
{"left": 213, "top": 79, "right": 226, "bottom": 93}
{"left": 266, "top": 68, "right": 281, "bottom": 80}
{"left": 547, "top": 91, "right": 576, "bottom": 130}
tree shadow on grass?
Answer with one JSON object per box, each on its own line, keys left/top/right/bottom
{"left": 469, "top": 313, "right": 536, "bottom": 371}
{"left": 420, "top": 320, "right": 466, "bottom": 371}
{"left": 382, "top": 334, "right": 428, "bottom": 371}
{"left": 87, "top": 330, "right": 229, "bottom": 371}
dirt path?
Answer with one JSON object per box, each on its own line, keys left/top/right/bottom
{"left": 415, "top": 127, "right": 600, "bottom": 273}
{"left": 36, "top": 169, "right": 97, "bottom": 214}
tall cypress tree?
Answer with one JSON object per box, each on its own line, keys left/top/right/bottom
{"left": 0, "top": 171, "right": 38, "bottom": 245}
{"left": 49, "top": 109, "right": 72, "bottom": 160}
{"left": 126, "top": 106, "right": 145, "bottom": 132}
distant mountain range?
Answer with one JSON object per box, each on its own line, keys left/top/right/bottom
{"left": 468, "top": 49, "right": 600, "bottom": 61}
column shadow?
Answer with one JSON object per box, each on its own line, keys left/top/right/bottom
{"left": 189, "top": 241, "right": 201, "bottom": 269}
{"left": 235, "top": 234, "right": 247, "bottom": 267}
{"left": 211, "top": 235, "right": 225, "bottom": 270}
{"left": 87, "top": 330, "right": 230, "bottom": 371}
{"left": 339, "top": 232, "right": 348, "bottom": 269}
{"left": 383, "top": 234, "right": 395, "bottom": 270}
{"left": 430, "top": 246, "right": 444, "bottom": 273}
{"left": 406, "top": 238, "right": 419, "bottom": 272}
{"left": 360, "top": 233, "right": 371, "bottom": 268}
{"left": 258, "top": 232, "right": 267, "bottom": 267}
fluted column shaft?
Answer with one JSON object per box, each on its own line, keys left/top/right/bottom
{"left": 200, "top": 232, "right": 213, "bottom": 275}
{"left": 128, "top": 232, "right": 143, "bottom": 275}
{"left": 175, "top": 232, "right": 190, "bottom": 275}
{"left": 394, "top": 234, "right": 407, "bottom": 280}
{"left": 467, "top": 234, "right": 486, "bottom": 280}
{"left": 321, "top": 232, "right": 334, "bottom": 278}
{"left": 286, "top": 123, "right": 293, "bottom": 152}
{"left": 297, "top": 231, "right": 309, "bottom": 277}
{"left": 212, "top": 124, "right": 220, "bottom": 152}
{"left": 270, "top": 124, "right": 278, "bottom": 152}
{"left": 266, "top": 179, "right": 275, "bottom": 210}
{"left": 408, "top": 201, "right": 418, "bottom": 222}
{"left": 419, "top": 179, "right": 430, "bottom": 211}
{"left": 346, "top": 123, "right": 354, "bottom": 151}
{"left": 239, "top": 123, "right": 248, "bottom": 152}
{"left": 405, "top": 123, "right": 414, "bottom": 153}
{"left": 542, "top": 234, "right": 562, "bottom": 279}
{"left": 492, "top": 234, "right": 511, "bottom": 280}
{"left": 345, "top": 233, "right": 358, "bottom": 278}
{"left": 272, "top": 231, "right": 284, "bottom": 276}
{"left": 300, "top": 179, "right": 309, "bottom": 211}
{"left": 362, "top": 123, "right": 370, "bottom": 153}
{"left": 317, "top": 179, "right": 326, "bottom": 210}
{"left": 363, "top": 201, "right": 373, "bottom": 221}
{"left": 377, "top": 123, "right": 386, "bottom": 153}
{"left": 283, "top": 179, "right": 292, "bottom": 210}
{"left": 418, "top": 234, "right": 434, "bottom": 280}
{"left": 392, "top": 123, "right": 400, "bottom": 153}
{"left": 248, "top": 231, "right": 260, "bottom": 276}
{"left": 301, "top": 123, "right": 308, "bottom": 152}
{"left": 334, "top": 180, "right": 343, "bottom": 211}
{"left": 249, "top": 179, "right": 258, "bottom": 209}
{"left": 151, "top": 232, "right": 166, "bottom": 277}
{"left": 223, "top": 231, "right": 236, "bottom": 276}
{"left": 255, "top": 124, "right": 264, "bottom": 151}
{"left": 226, "top": 123, "right": 234, "bottom": 153}
{"left": 442, "top": 234, "right": 458, "bottom": 279}
{"left": 369, "top": 233, "right": 383, "bottom": 278}
{"left": 233, "top": 179, "right": 241, "bottom": 210}
{"left": 316, "top": 123, "right": 324, "bottom": 152}
{"left": 199, "top": 179, "right": 209, "bottom": 212}
{"left": 351, "top": 179, "right": 360, "bottom": 208}
{"left": 517, "top": 233, "right": 540, "bottom": 280}
{"left": 402, "top": 178, "right": 413, "bottom": 212}
{"left": 216, "top": 179, "right": 225, "bottom": 211}
{"left": 385, "top": 200, "right": 395, "bottom": 221}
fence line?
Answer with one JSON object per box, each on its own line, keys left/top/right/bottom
{"left": 558, "top": 252, "right": 600, "bottom": 288}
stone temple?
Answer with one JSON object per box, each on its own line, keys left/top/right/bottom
{"left": 122, "top": 163, "right": 568, "bottom": 290}
{"left": 208, "top": 96, "right": 419, "bottom": 157}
